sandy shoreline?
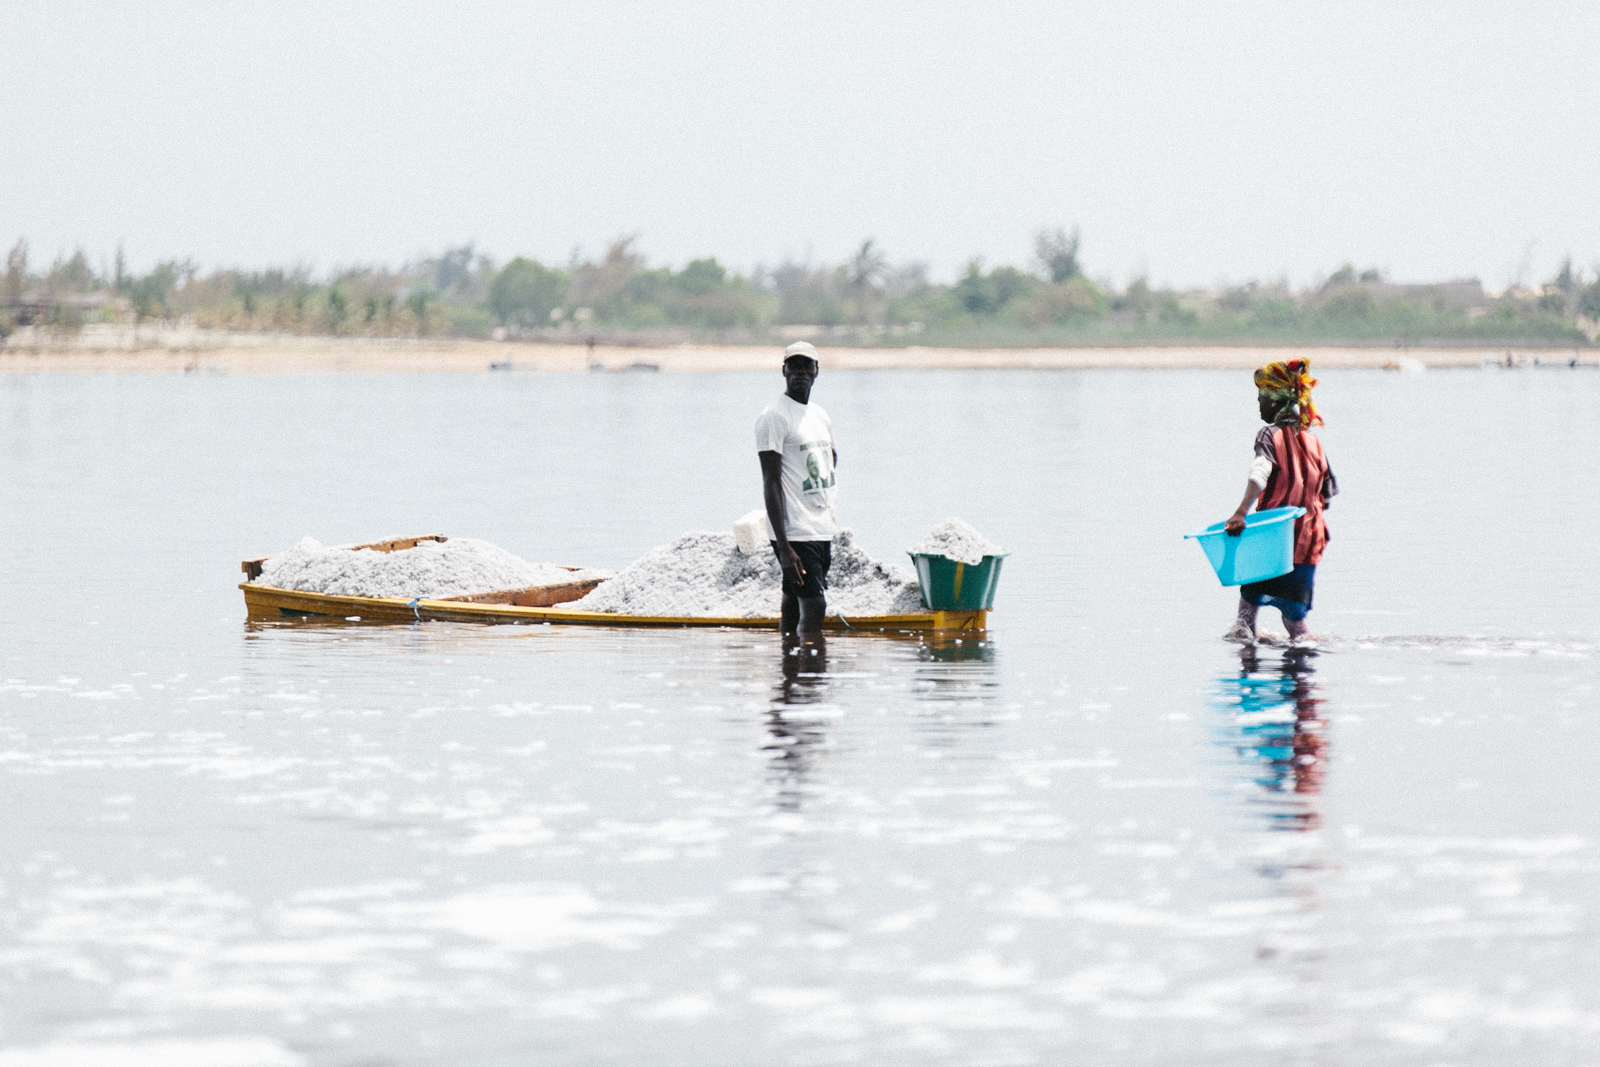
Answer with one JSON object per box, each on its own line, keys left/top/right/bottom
{"left": 0, "top": 339, "right": 1585, "bottom": 374}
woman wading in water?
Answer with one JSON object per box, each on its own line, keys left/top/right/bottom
{"left": 1223, "top": 359, "right": 1338, "bottom": 642}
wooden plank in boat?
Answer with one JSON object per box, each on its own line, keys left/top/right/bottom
{"left": 437, "top": 578, "right": 606, "bottom": 607}
{"left": 241, "top": 533, "right": 449, "bottom": 581}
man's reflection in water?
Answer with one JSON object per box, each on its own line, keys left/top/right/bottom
{"left": 763, "top": 633, "right": 1000, "bottom": 808}
{"left": 765, "top": 637, "right": 832, "bottom": 811}
{"left": 1222, "top": 644, "right": 1327, "bottom": 832}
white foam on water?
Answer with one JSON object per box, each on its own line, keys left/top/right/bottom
{"left": 913, "top": 951, "right": 1035, "bottom": 988}
{"left": 0, "top": 1038, "right": 302, "bottom": 1067}
{"left": 1322, "top": 635, "right": 1596, "bottom": 659}
{"left": 638, "top": 993, "right": 718, "bottom": 1020}
{"left": 253, "top": 537, "right": 608, "bottom": 600}
{"left": 568, "top": 529, "right": 923, "bottom": 617}
{"left": 368, "top": 885, "right": 678, "bottom": 951}
{"left": 909, "top": 518, "right": 1003, "bottom": 565}
{"left": 867, "top": 994, "right": 1064, "bottom": 1030}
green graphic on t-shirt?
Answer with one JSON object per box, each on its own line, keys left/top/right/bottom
{"left": 801, "top": 443, "right": 834, "bottom": 493}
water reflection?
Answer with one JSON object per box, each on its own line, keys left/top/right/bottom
{"left": 916, "top": 635, "right": 996, "bottom": 665}
{"left": 911, "top": 634, "right": 999, "bottom": 705}
{"left": 1215, "top": 645, "right": 1327, "bottom": 832}
{"left": 765, "top": 638, "right": 834, "bottom": 812}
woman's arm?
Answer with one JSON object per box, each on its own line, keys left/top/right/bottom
{"left": 1224, "top": 480, "right": 1263, "bottom": 535}
{"left": 1225, "top": 444, "right": 1274, "bottom": 534}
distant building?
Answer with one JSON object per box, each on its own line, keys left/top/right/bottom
{"left": 1359, "top": 279, "right": 1485, "bottom": 310}
{"left": 5, "top": 290, "right": 117, "bottom": 325}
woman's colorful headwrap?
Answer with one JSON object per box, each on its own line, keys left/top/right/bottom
{"left": 1254, "top": 358, "right": 1322, "bottom": 429}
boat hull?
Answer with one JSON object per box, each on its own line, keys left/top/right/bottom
{"left": 240, "top": 582, "right": 986, "bottom": 632}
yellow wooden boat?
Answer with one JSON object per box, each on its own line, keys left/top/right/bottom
{"left": 240, "top": 534, "right": 987, "bottom": 633}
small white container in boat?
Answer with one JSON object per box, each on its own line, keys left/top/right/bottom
{"left": 732, "top": 509, "right": 769, "bottom": 555}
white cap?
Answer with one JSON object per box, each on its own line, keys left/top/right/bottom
{"left": 784, "top": 341, "right": 819, "bottom": 363}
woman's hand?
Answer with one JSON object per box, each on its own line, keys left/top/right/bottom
{"left": 1226, "top": 480, "right": 1263, "bottom": 536}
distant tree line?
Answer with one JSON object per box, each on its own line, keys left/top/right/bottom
{"left": 4, "top": 231, "right": 1598, "bottom": 346}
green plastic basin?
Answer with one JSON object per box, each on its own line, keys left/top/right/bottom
{"left": 907, "top": 551, "right": 1010, "bottom": 611}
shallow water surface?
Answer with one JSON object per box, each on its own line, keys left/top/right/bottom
{"left": 1, "top": 368, "right": 1597, "bottom": 1065}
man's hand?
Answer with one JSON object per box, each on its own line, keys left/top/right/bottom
{"left": 777, "top": 541, "right": 806, "bottom": 587}
{"left": 1224, "top": 510, "right": 1248, "bottom": 536}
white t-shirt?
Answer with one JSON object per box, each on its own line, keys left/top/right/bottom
{"left": 754, "top": 395, "right": 838, "bottom": 540}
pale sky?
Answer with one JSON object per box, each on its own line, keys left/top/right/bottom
{"left": 5, "top": 0, "right": 1597, "bottom": 289}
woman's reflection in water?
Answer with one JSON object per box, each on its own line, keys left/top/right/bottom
{"left": 1224, "top": 644, "right": 1327, "bottom": 832}
{"left": 765, "top": 636, "right": 832, "bottom": 812}
{"left": 1219, "top": 644, "right": 1337, "bottom": 1014}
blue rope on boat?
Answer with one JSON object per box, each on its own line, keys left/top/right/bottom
{"left": 836, "top": 610, "right": 853, "bottom": 630}
{"left": 408, "top": 597, "right": 421, "bottom": 620}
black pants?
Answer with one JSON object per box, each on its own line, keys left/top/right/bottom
{"left": 771, "top": 540, "right": 831, "bottom": 599}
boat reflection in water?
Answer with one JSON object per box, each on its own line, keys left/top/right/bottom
{"left": 1215, "top": 644, "right": 1328, "bottom": 832}
{"left": 910, "top": 633, "right": 999, "bottom": 707}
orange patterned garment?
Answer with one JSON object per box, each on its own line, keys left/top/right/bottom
{"left": 1260, "top": 426, "right": 1332, "bottom": 565}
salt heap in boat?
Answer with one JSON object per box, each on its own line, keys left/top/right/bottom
{"left": 254, "top": 537, "right": 606, "bottom": 600}
{"left": 568, "top": 529, "right": 924, "bottom": 617}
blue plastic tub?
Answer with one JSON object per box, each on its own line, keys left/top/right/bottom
{"left": 1184, "top": 506, "right": 1305, "bottom": 586}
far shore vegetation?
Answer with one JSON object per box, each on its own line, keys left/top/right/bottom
{"left": 4, "top": 231, "right": 1598, "bottom": 348}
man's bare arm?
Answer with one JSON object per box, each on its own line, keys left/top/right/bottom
{"left": 760, "top": 451, "right": 805, "bottom": 585}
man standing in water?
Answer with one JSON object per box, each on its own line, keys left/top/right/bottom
{"left": 756, "top": 341, "right": 838, "bottom": 635}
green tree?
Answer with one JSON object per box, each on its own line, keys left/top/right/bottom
{"left": 1578, "top": 279, "right": 1600, "bottom": 319}
{"left": 1115, "top": 276, "right": 1152, "bottom": 321}
{"left": 1034, "top": 227, "right": 1081, "bottom": 283}
{"left": 488, "top": 258, "right": 566, "bottom": 327}
{"left": 426, "top": 244, "right": 481, "bottom": 295}
{"left": 50, "top": 249, "right": 96, "bottom": 293}
{"left": 956, "top": 260, "right": 996, "bottom": 313}
{"left": 1321, "top": 287, "right": 1376, "bottom": 320}
{"left": 988, "top": 266, "right": 1035, "bottom": 309}
{"left": 1325, "top": 263, "right": 1358, "bottom": 286}
{"left": 846, "top": 239, "right": 886, "bottom": 320}
{"left": 1552, "top": 257, "right": 1578, "bottom": 293}
{"left": 407, "top": 287, "right": 433, "bottom": 332}
{"left": 1253, "top": 298, "right": 1300, "bottom": 328}
{"left": 130, "top": 261, "right": 181, "bottom": 321}
{"left": 1019, "top": 277, "right": 1106, "bottom": 324}
{"left": 956, "top": 262, "right": 1036, "bottom": 315}
{"left": 3, "top": 240, "right": 27, "bottom": 303}
{"left": 1156, "top": 294, "right": 1197, "bottom": 326}
{"left": 772, "top": 263, "right": 845, "bottom": 326}
{"left": 673, "top": 257, "right": 727, "bottom": 295}
{"left": 326, "top": 286, "right": 349, "bottom": 330}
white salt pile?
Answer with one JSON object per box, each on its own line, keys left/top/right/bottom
{"left": 910, "top": 518, "right": 1004, "bottom": 565}
{"left": 254, "top": 537, "right": 608, "bottom": 600}
{"left": 568, "top": 529, "right": 924, "bottom": 618}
